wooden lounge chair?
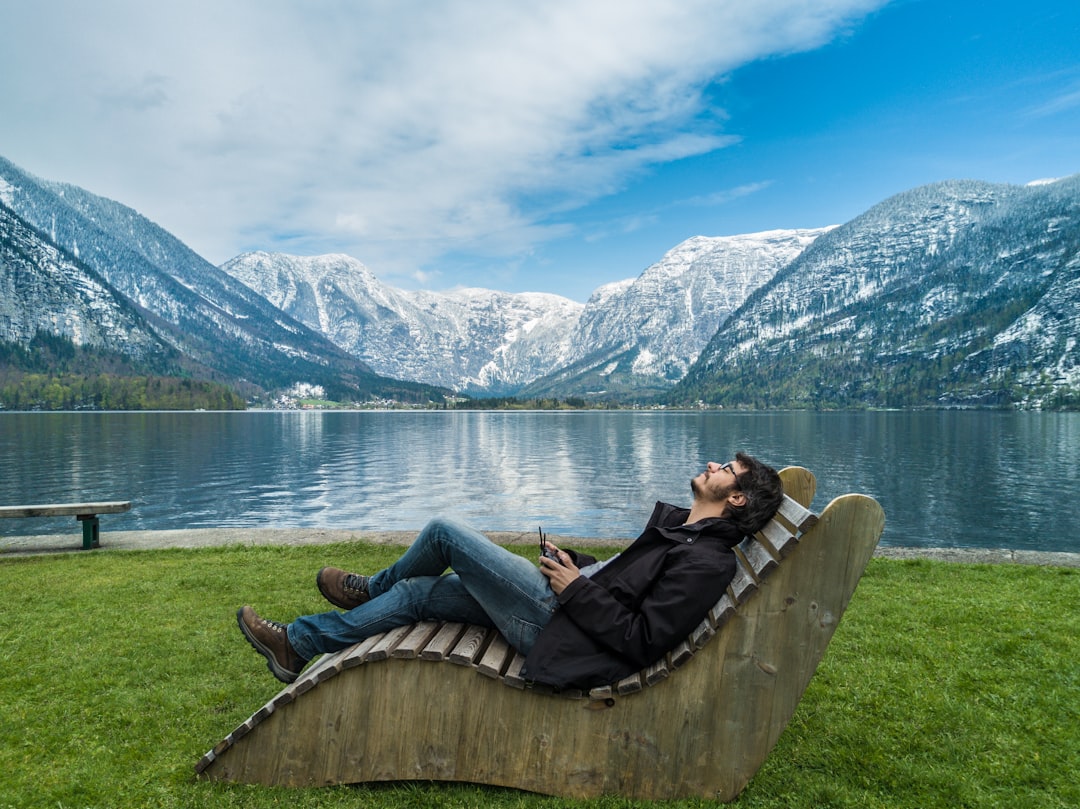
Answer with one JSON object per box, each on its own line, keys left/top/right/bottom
{"left": 196, "top": 467, "right": 885, "bottom": 801}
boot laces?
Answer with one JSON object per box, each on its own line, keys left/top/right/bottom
{"left": 344, "top": 573, "right": 368, "bottom": 596}
{"left": 259, "top": 616, "right": 288, "bottom": 633}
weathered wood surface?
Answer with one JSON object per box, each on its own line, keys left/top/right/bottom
{"left": 0, "top": 502, "right": 131, "bottom": 518}
{"left": 197, "top": 467, "right": 884, "bottom": 800}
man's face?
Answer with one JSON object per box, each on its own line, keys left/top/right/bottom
{"left": 691, "top": 460, "right": 745, "bottom": 503}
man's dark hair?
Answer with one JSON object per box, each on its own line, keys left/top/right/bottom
{"left": 728, "top": 452, "right": 784, "bottom": 536}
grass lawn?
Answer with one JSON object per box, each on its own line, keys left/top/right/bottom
{"left": 1, "top": 543, "right": 1077, "bottom": 809}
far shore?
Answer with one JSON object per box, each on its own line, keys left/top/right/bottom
{"left": 2, "top": 527, "right": 1078, "bottom": 567}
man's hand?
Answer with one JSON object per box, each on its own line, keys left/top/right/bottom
{"left": 539, "top": 543, "right": 581, "bottom": 595}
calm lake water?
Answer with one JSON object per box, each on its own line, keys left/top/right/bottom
{"left": 2, "top": 410, "right": 1078, "bottom": 552}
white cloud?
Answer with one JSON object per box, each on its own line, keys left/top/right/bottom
{"left": 0, "top": 0, "right": 886, "bottom": 283}
{"left": 679, "top": 181, "right": 776, "bottom": 208}
{"left": 1027, "top": 84, "right": 1080, "bottom": 118}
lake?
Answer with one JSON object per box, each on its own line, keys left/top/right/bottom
{"left": 2, "top": 410, "right": 1077, "bottom": 552}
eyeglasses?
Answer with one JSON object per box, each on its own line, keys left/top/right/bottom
{"left": 720, "top": 462, "right": 741, "bottom": 488}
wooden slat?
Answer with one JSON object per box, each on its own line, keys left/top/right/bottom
{"left": 477, "top": 634, "right": 513, "bottom": 679}
{"left": 709, "top": 592, "right": 736, "bottom": 628}
{"left": 732, "top": 545, "right": 758, "bottom": 585}
{"left": 287, "top": 673, "right": 319, "bottom": 695}
{"left": 194, "top": 751, "right": 217, "bottom": 774}
{"left": 501, "top": 653, "right": 527, "bottom": 689}
{"left": 228, "top": 716, "right": 258, "bottom": 743}
{"left": 420, "top": 622, "right": 467, "bottom": 661}
{"left": 739, "top": 536, "right": 779, "bottom": 580}
{"left": 449, "top": 625, "right": 492, "bottom": 666}
{"left": 728, "top": 560, "right": 758, "bottom": 604}
{"left": 615, "top": 672, "right": 643, "bottom": 694}
{"left": 391, "top": 621, "right": 442, "bottom": 659}
{"left": 339, "top": 634, "right": 386, "bottom": 669}
{"left": 644, "top": 656, "right": 670, "bottom": 686}
{"left": 588, "top": 684, "right": 614, "bottom": 701}
{"left": 777, "top": 495, "right": 817, "bottom": 532}
{"left": 303, "top": 650, "right": 348, "bottom": 687}
{"left": 669, "top": 639, "right": 694, "bottom": 669}
{"left": 248, "top": 700, "right": 276, "bottom": 727}
{"left": 364, "top": 625, "right": 415, "bottom": 662}
{"left": 268, "top": 680, "right": 300, "bottom": 709}
{"left": 758, "top": 518, "right": 799, "bottom": 557}
{"left": 690, "top": 615, "right": 715, "bottom": 649}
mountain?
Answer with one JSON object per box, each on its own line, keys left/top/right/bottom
{"left": 519, "top": 229, "right": 830, "bottom": 400}
{"left": 5, "top": 150, "right": 1077, "bottom": 410}
{"left": 222, "top": 231, "right": 827, "bottom": 399}
{"left": 0, "top": 157, "right": 446, "bottom": 403}
{"left": 1, "top": 201, "right": 172, "bottom": 362}
{"left": 220, "top": 252, "right": 584, "bottom": 395}
{"left": 673, "top": 176, "right": 1080, "bottom": 409}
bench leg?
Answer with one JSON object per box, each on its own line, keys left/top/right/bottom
{"left": 77, "top": 515, "right": 100, "bottom": 550}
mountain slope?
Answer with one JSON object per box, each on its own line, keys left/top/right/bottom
{"left": 224, "top": 231, "right": 827, "bottom": 400}
{"left": 674, "top": 177, "right": 1080, "bottom": 409}
{"left": 221, "top": 252, "right": 584, "bottom": 394}
{"left": 1, "top": 202, "right": 171, "bottom": 362}
{"left": 521, "top": 229, "right": 830, "bottom": 400}
{"left": 6, "top": 150, "right": 1076, "bottom": 410}
{"left": 0, "top": 157, "right": 445, "bottom": 402}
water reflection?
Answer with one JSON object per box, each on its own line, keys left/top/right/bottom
{"left": 1, "top": 411, "right": 1077, "bottom": 552}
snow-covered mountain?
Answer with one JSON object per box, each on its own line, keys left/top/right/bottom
{"left": 521, "top": 229, "right": 830, "bottom": 399}
{"left": 4, "top": 148, "right": 1078, "bottom": 410}
{"left": 220, "top": 252, "right": 584, "bottom": 394}
{"left": 221, "top": 229, "right": 826, "bottom": 397}
{"left": 1, "top": 202, "right": 170, "bottom": 361}
{"left": 0, "top": 156, "right": 446, "bottom": 402}
{"left": 676, "top": 176, "right": 1080, "bottom": 409}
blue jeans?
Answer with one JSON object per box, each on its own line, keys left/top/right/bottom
{"left": 287, "top": 517, "right": 559, "bottom": 661}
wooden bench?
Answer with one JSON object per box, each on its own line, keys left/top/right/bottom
{"left": 0, "top": 502, "right": 132, "bottom": 549}
{"left": 196, "top": 467, "right": 885, "bottom": 800}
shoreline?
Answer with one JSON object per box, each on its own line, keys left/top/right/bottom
{"left": 1, "top": 527, "right": 1078, "bottom": 567}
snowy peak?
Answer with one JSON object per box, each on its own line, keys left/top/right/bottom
{"left": 221, "top": 251, "right": 409, "bottom": 336}
{"left": 677, "top": 175, "right": 1080, "bottom": 409}
{"left": 517, "top": 228, "right": 832, "bottom": 398}
{"left": 221, "top": 252, "right": 585, "bottom": 394}
{"left": 0, "top": 155, "right": 443, "bottom": 402}
{"left": 221, "top": 227, "right": 830, "bottom": 399}
{"left": 9, "top": 147, "right": 1074, "bottom": 410}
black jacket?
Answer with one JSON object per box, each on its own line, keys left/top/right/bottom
{"left": 522, "top": 501, "right": 745, "bottom": 690}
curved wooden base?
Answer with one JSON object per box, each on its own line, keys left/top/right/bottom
{"left": 198, "top": 473, "right": 884, "bottom": 801}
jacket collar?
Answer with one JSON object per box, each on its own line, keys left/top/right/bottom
{"left": 645, "top": 501, "right": 745, "bottom": 547}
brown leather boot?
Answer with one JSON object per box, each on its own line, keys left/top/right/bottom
{"left": 316, "top": 567, "right": 372, "bottom": 610}
{"left": 236, "top": 606, "right": 309, "bottom": 683}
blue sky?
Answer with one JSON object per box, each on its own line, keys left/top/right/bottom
{"left": 2, "top": 0, "right": 1078, "bottom": 302}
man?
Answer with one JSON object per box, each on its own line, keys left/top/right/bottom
{"left": 238, "top": 452, "right": 783, "bottom": 690}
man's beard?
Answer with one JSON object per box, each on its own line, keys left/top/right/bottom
{"left": 691, "top": 475, "right": 729, "bottom": 503}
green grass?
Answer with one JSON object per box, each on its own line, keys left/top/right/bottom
{"left": 1, "top": 544, "right": 1076, "bottom": 809}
